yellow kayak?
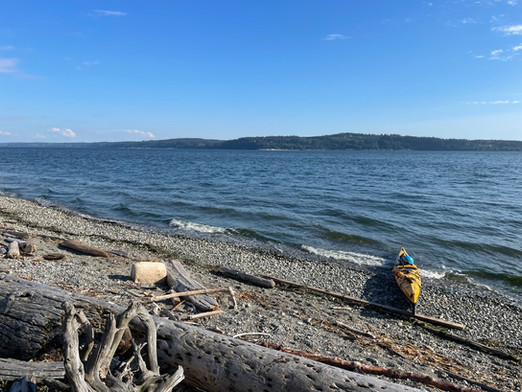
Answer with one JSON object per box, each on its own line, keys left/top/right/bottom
{"left": 393, "top": 247, "right": 421, "bottom": 312}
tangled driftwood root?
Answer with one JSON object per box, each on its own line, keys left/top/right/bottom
{"left": 62, "top": 301, "right": 184, "bottom": 392}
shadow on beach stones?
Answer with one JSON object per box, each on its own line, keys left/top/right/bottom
{"left": 360, "top": 263, "right": 413, "bottom": 319}
{"left": 108, "top": 274, "right": 131, "bottom": 282}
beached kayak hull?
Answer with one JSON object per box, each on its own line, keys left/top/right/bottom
{"left": 393, "top": 248, "right": 421, "bottom": 304}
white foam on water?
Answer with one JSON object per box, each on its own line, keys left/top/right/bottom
{"left": 420, "top": 269, "right": 446, "bottom": 279}
{"left": 301, "top": 244, "right": 385, "bottom": 267}
{"left": 169, "top": 218, "right": 227, "bottom": 234}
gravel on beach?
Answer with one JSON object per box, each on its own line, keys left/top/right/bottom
{"left": 0, "top": 195, "right": 520, "bottom": 391}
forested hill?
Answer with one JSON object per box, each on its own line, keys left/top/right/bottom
{"left": 2, "top": 133, "right": 522, "bottom": 151}
{"left": 218, "top": 133, "right": 522, "bottom": 150}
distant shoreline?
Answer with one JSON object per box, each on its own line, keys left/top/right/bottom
{"left": 2, "top": 132, "right": 522, "bottom": 151}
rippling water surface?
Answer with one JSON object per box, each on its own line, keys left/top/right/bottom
{"left": 1, "top": 148, "right": 520, "bottom": 299}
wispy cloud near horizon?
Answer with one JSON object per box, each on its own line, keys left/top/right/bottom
{"left": 465, "top": 100, "right": 520, "bottom": 104}
{"left": 51, "top": 128, "right": 76, "bottom": 138}
{"left": 126, "top": 129, "right": 156, "bottom": 138}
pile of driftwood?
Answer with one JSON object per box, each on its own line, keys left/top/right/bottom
{"left": 0, "top": 230, "right": 37, "bottom": 260}
{"left": 0, "top": 273, "right": 421, "bottom": 392}
{"left": 0, "top": 230, "right": 516, "bottom": 392}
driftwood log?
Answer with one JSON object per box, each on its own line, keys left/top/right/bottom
{"left": 0, "top": 358, "right": 65, "bottom": 380}
{"left": 0, "top": 274, "right": 419, "bottom": 391}
{"left": 166, "top": 260, "right": 219, "bottom": 311}
{"left": 218, "top": 266, "right": 275, "bottom": 288}
{"left": 0, "top": 229, "right": 32, "bottom": 240}
{"left": 59, "top": 239, "right": 110, "bottom": 258}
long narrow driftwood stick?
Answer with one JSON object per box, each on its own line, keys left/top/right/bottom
{"left": 263, "top": 275, "right": 466, "bottom": 330}
{"left": 333, "top": 320, "right": 376, "bottom": 339}
{"left": 188, "top": 310, "right": 223, "bottom": 320}
{"left": 415, "top": 322, "right": 519, "bottom": 362}
{"left": 233, "top": 332, "right": 271, "bottom": 339}
{"left": 150, "top": 288, "right": 229, "bottom": 302}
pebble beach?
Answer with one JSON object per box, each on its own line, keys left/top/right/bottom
{"left": 0, "top": 195, "right": 520, "bottom": 391}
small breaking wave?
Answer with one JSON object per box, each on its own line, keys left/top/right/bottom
{"left": 301, "top": 245, "right": 385, "bottom": 267}
{"left": 420, "top": 269, "right": 446, "bottom": 279}
{"left": 169, "top": 218, "right": 227, "bottom": 234}
{"left": 0, "top": 189, "right": 19, "bottom": 198}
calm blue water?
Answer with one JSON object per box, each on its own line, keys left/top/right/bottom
{"left": 1, "top": 148, "right": 521, "bottom": 300}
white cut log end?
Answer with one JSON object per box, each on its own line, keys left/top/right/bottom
{"left": 7, "top": 241, "right": 21, "bottom": 259}
{"left": 131, "top": 262, "right": 167, "bottom": 284}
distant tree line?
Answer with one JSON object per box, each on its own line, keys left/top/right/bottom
{"left": 2, "top": 133, "right": 521, "bottom": 151}
{"left": 218, "top": 133, "right": 522, "bottom": 150}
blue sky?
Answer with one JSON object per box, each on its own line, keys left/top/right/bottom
{"left": 1, "top": 1, "right": 521, "bottom": 142}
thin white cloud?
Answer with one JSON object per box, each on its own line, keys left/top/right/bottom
{"left": 474, "top": 0, "right": 518, "bottom": 5}
{"left": 126, "top": 129, "right": 156, "bottom": 138}
{"left": 476, "top": 42, "right": 522, "bottom": 60}
{"left": 76, "top": 60, "right": 100, "bottom": 71}
{"left": 0, "top": 45, "right": 14, "bottom": 51}
{"left": 461, "top": 18, "right": 477, "bottom": 24}
{"left": 0, "top": 131, "right": 12, "bottom": 136}
{"left": 489, "top": 48, "right": 514, "bottom": 60}
{"left": 493, "top": 24, "right": 522, "bottom": 35}
{"left": 51, "top": 127, "right": 76, "bottom": 138}
{"left": 465, "top": 100, "right": 520, "bottom": 104}
{"left": 0, "top": 58, "right": 18, "bottom": 73}
{"left": 82, "top": 60, "right": 100, "bottom": 66}
{"left": 0, "top": 57, "right": 40, "bottom": 79}
{"left": 324, "top": 34, "right": 349, "bottom": 41}
{"left": 90, "top": 10, "right": 127, "bottom": 17}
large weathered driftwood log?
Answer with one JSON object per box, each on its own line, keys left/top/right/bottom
{"left": 0, "top": 274, "right": 419, "bottom": 391}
